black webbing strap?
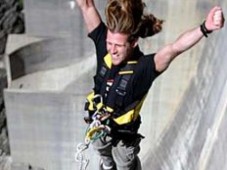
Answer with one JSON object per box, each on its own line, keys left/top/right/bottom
{"left": 114, "top": 62, "right": 137, "bottom": 108}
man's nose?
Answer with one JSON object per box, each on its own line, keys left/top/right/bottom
{"left": 110, "top": 44, "right": 117, "bottom": 54}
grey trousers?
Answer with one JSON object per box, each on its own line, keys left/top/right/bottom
{"left": 92, "top": 135, "right": 142, "bottom": 170}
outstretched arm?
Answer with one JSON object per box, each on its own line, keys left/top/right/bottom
{"left": 76, "top": 0, "right": 102, "bottom": 33}
{"left": 154, "top": 6, "right": 225, "bottom": 72}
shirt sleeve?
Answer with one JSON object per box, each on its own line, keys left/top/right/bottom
{"left": 132, "top": 54, "right": 161, "bottom": 99}
{"left": 88, "top": 22, "right": 107, "bottom": 72}
{"left": 88, "top": 22, "right": 108, "bottom": 64}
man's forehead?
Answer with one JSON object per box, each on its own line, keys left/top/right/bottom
{"left": 106, "top": 30, "right": 129, "bottom": 44}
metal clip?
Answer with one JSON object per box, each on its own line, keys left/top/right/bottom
{"left": 116, "top": 89, "right": 126, "bottom": 96}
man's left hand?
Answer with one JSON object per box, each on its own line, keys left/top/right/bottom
{"left": 205, "top": 6, "right": 225, "bottom": 31}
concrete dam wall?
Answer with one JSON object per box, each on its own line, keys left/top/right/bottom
{"left": 3, "top": 0, "right": 227, "bottom": 170}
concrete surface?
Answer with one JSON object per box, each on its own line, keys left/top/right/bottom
{"left": 3, "top": 0, "right": 227, "bottom": 170}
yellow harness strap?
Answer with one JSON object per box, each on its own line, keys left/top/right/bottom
{"left": 113, "top": 95, "right": 146, "bottom": 125}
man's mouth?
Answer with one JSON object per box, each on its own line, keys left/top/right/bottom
{"left": 111, "top": 55, "right": 118, "bottom": 60}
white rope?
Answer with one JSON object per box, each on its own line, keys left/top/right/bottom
{"left": 75, "top": 142, "right": 90, "bottom": 170}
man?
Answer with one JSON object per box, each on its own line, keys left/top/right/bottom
{"left": 76, "top": 0, "right": 225, "bottom": 170}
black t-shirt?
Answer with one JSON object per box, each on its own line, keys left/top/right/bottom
{"left": 88, "top": 22, "right": 161, "bottom": 107}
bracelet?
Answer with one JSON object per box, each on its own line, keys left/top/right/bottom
{"left": 200, "top": 21, "right": 212, "bottom": 37}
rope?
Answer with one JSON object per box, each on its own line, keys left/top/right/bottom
{"left": 75, "top": 115, "right": 111, "bottom": 170}
{"left": 75, "top": 143, "right": 89, "bottom": 170}
{"left": 75, "top": 94, "right": 111, "bottom": 170}
{"left": 85, "top": 120, "right": 111, "bottom": 143}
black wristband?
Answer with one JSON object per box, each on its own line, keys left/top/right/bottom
{"left": 200, "top": 21, "right": 212, "bottom": 37}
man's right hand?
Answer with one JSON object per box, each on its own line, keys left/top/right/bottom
{"left": 75, "top": 0, "right": 101, "bottom": 33}
{"left": 76, "top": 0, "right": 92, "bottom": 9}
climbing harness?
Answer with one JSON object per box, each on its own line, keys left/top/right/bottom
{"left": 86, "top": 53, "right": 146, "bottom": 126}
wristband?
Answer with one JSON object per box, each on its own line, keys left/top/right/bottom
{"left": 200, "top": 21, "right": 212, "bottom": 37}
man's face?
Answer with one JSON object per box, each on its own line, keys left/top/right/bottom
{"left": 106, "top": 30, "right": 135, "bottom": 65}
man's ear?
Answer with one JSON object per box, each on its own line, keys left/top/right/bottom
{"left": 131, "top": 38, "right": 139, "bottom": 48}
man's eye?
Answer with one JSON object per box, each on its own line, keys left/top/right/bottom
{"left": 116, "top": 44, "right": 123, "bottom": 48}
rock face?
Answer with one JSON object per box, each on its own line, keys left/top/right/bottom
{"left": 0, "top": 0, "right": 25, "bottom": 168}
{"left": 0, "top": 0, "right": 25, "bottom": 53}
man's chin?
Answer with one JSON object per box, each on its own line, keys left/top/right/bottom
{"left": 112, "top": 60, "right": 121, "bottom": 66}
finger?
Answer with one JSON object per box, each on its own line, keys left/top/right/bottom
{"left": 210, "top": 6, "right": 221, "bottom": 15}
{"left": 213, "top": 10, "right": 223, "bottom": 24}
{"left": 213, "top": 6, "right": 222, "bottom": 12}
{"left": 214, "top": 12, "right": 222, "bottom": 22}
{"left": 214, "top": 10, "right": 222, "bottom": 16}
{"left": 206, "top": 6, "right": 221, "bottom": 25}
